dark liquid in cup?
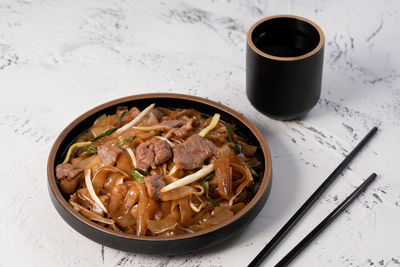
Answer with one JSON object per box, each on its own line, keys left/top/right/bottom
{"left": 252, "top": 18, "right": 320, "bottom": 57}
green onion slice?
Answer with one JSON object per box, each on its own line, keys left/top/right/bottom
{"left": 80, "top": 147, "right": 98, "bottom": 155}
{"left": 225, "top": 127, "right": 241, "bottom": 155}
{"left": 91, "top": 111, "right": 127, "bottom": 142}
{"left": 116, "top": 137, "right": 134, "bottom": 147}
{"left": 202, "top": 176, "right": 219, "bottom": 206}
{"left": 130, "top": 168, "right": 145, "bottom": 183}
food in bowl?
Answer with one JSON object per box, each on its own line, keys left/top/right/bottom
{"left": 55, "top": 104, "right": 262, "bottom": 237}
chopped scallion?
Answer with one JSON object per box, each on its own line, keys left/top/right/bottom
{"left": 133, "top": 168, "right": 147, "bottom": 176}
{"left": 226, "top": 127, "right": 234, "bottom": 142}
{"left": 130, "top": 169, "right": 145, "bottom": 183}
{"left": 225, "top": 127, "right": 241, "bottom": 155}
{"left": 116, "top": 137, "right": 134, "bottom": 147}
{"left": 80, "top": 147, "right": 97, "bottom": 155}
{"left": 230, "top": 144, "right": 241, "bottom": 154}
{"left": 202, "top": 177, "right": 219, "bottom": 206}
{"left": 91, "top": 111, "right": 127, "bottom": 142}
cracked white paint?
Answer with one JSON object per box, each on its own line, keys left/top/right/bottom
{"left": 0, "top": 0, "right": 399, "bottom": 266}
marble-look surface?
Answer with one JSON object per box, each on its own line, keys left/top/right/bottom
{"left": 0, "top": 0, "right": 399, "bottom": 266}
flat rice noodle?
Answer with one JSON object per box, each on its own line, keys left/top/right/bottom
{"left": 232, "top": 177, "right": 245, "bottom": 188}
{"left": 175, "top": 109, "right": 201, "bottom": 119}
{"left": 125, "top": 226, "right": 135, "bottom": 235}
{"left": 168, "top": 109, "right": 181, "bottom": 120}
{"left": 160, "top": 201, "right": 172, "bottom": 218}
{"left": 238, "top": 141, "right": 257, "bottom": 156}
{"left": 215, "top": 125, "right": 228, "bottom": 133}
{"left": 202, "top": 206, "right": 233, "bottom": 227}
{"left": 110, "top": 223, "right": 121, "bottom": 232}
{"left": 246, "top": 156, "right": 262, "bottom": 168}
{"left": 59, "top": 176, "right": 80, "bottom": 194}
{"left": 133, "top": 181, "right": 150, "bottom": 236}
{"left": 217, "top": 144, "right": 241, "bottom": 164}
{"left": 117, "top": 128, "right": 140, "bottom": 140}
{"left": 130, "top": 204, "right": 138, "bottom": 217}
{"left": 130, "top": 137, "right": 144, "bottom": 149}
{"left": 153, "top": 209, "right": 163, "bottom": 221}
{"left": 68, "top": 194, "right": 80, "bottom": 211}
{"left": 124, "top": 107, "right": 141, "bottom": 124}
{"left": 228, "top": 162, "right": 253, "bottom": 206}
{"left": 115, "top": 214, "right": 136, "bottom": 228}
{"left": 115, "top": 151, "right": 133, "bottom": 174}
{"left": 147, "top": 206, "right": 180, "bottom": 234}
{"left": 122, "top": 185, "right": 139, "bottom": 214}
{"left": 92, "top": 166, "right": 129, "bottom": 193}
{"left": 132, "top": 129, "right": 158, "bottom": 140}
{"left": 229, "top": 202, "right": 246, "bottom": 214}
{"left": 76, "top": 188, "right": 104, "bottom": 216}
{"left": 79, "top": 206, "right": 115, "bottom": 225}
{"left": 215, "top": 156, "right": 232, "bottom": 200}
{"left": 146, "top": 198, "right": 160, "bottom": 220}
{"left": 188, "top": 224, "right": 207, "bottom": 232}
{"left": 175, "top": 225, "right": 194, "bottom": 234}
{"left": 92, "top": 107, "right": 139, "bottom": 137}
{"left": 69, "top": 196, "right": 114, "bottom": 225}
{"left": 114, "top": 107, "right": 139, "bottom": 127}
{"left": 91, "top": 123, "right": 114, "bottom": 138}
{"left": 109, "top": 183, "right": 125, "bottom": 217}
{"left": 204, "top": 131, "right": 225, "bottom": 140}
{"left": 178, "top": 196, "right": 192, "bottom": 227}
{"left": 191, "top": 206, "right": 213, "bottom": 224}
{"left": 145, "top": 111, "right": 159, "bottom": 126}
{"left": 159, "top": 185, "right": 202, "bottom": 201}
{"left": 232, "top": 189, "right": 251, "bottom": 204}
{"left": 71, "top": 154, "right": 101, "bottom": 171}
{"left": 75, "top": 130, "right": 95, "bottom": 144}
{"left": 169, "top": 226, "right": 189, "bottom": 236}
{"left": 99, "top": 195, "right": 110, "bottom": 210}
{"left": 230, "top": 162, "right": 253, "bottom": 194}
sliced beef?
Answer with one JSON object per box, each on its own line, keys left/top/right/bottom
{"left": 144, "top": 173, "right": 166, "bottom": 200}
{"left": 165, "top": 119, "right": 193, "bottom": 139}
{"left": 173, "top": 134, "right": 217, "bottom": 170}
{"left": 136, "top": 141, "right": 155, "bottom": 170}
{"left": 174, "top": 119, "right": 194, "bottom": 138}
{"left": 98, "top": 144, "right": 123, "bottom": 166}
{"left": 151, "top": 108, "right": 165, "bottom": 120}
{"left": 136, "top": 139, "right": 172, "bottom": 171}
{"left": 154, "top": 140, "right": 172, "bottom": 165}
{"left": 160, "top": 120, "right": 186, "bottom": 128}
{"left": 56, "top": 163, "right": 82, "bottom": 181}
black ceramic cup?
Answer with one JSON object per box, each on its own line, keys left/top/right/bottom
{"left": 246, "top": 15, "right": 325, "bottom": 120}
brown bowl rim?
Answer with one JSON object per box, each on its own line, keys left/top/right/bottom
{"left": 47, "top": 93, "right": 272, "bottom": 242}
{"left": 247, "top": 14, "right": 325, "bottom": 61}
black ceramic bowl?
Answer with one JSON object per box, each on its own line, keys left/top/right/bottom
{"left": 47, "top": 93, "right": 272, "bottom": 255}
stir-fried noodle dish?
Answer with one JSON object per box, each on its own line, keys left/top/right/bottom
{"left": 56, "top": 104, "right": 262, "bottom": 237}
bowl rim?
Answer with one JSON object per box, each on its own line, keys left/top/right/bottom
{"left": 47, "top": 93, "right": 272, "bottom": 241}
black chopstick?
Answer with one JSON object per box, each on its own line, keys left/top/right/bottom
{"left": 248, "top": 127, "right": 378, "bottom": 267}
{"left": 275, "top": 173, "right": 377, "bottom": 266}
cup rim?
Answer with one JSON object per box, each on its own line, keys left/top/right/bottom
{"left": 247, "top": 14, "right": 325, "bottom": 61}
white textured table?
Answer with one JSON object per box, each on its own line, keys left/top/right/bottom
{"left": 1, "top": 0, "right": 399, "bottom": 266}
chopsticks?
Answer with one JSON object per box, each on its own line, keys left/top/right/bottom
{"left": 275, "top": 173, "right": 377, "bottom": 266}
{"left": 248, "top": 127, "right": 378, "bottom": 267}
